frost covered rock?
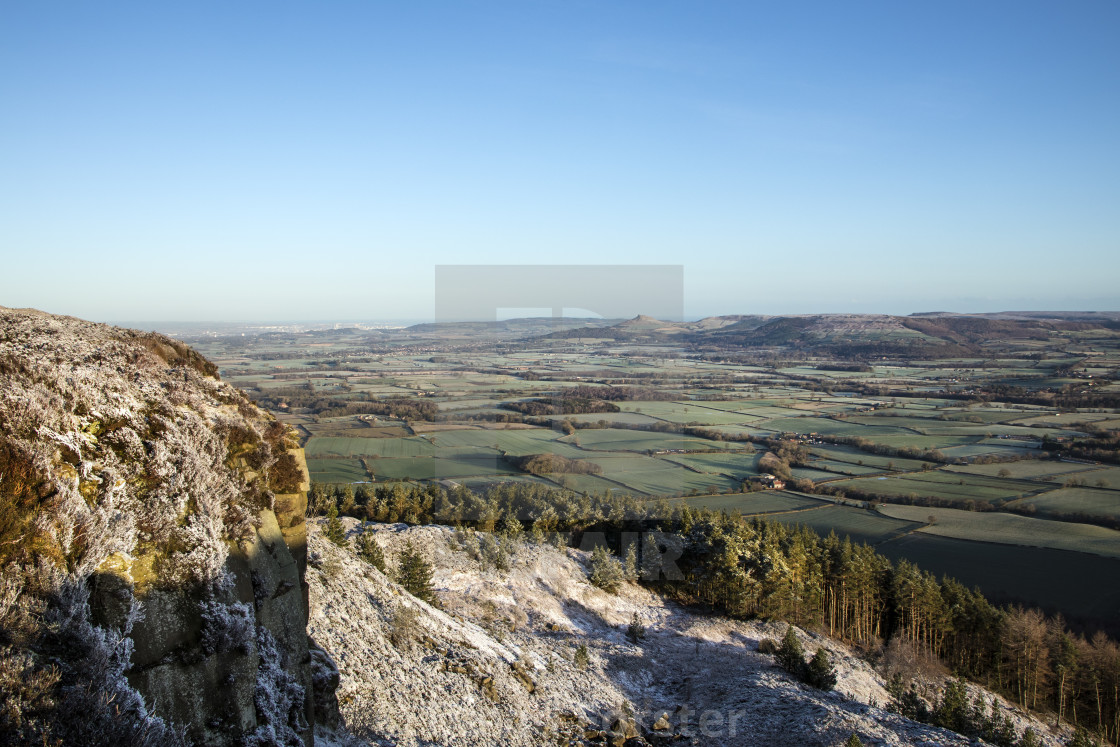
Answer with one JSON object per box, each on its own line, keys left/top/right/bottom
{"left": 310, "top": 640, "right": 343, "bottom": 729}
{"left": 0, "top": 307, "right": 329, "bottom": 746}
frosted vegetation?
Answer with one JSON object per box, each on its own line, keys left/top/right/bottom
{"left": 0, "top": 308, "right": 300, "bottom": 745}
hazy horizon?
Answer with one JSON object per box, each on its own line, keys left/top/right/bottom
{"left": 89, "top": 307, "right": 1119, "bottom": 339}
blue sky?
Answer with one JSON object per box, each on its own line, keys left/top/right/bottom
{"left": 1, "top": 1, "right": 1117, "bottom": 322}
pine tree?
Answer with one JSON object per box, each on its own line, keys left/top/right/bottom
{"left": 309, "top": 482, "right": 327, "bottom": 514}
{"left": 574, "top": 642, "right": 590, "bottom": 670}
{"left": 983, "top": 699, "right": 1017, "bottom": 746}
{"left": 626, "top": 612, "right": 646, "bottom": 643}
{"left": 324, "top": 500, "right": 347, "bottom": 547}
{"left": 588, "top": 545, "right": 623, "bottom": 594}
{"left": 805, "top": 647, "right": 838, "bottom": 691}
{"left": 640, "top": 532, "right": 662, "bottom": 581}
{"left": 356, "top": 528, "right": 386, "bottom": 572}
{"left": 890, "top": 679, "right": 931, "bottom": 723}
{"left": 396, "top": 541, "right": 436, "bottom": 605}
{"left": 776, "top": 625, "right": 806, "bottom": 677}
{"left": 339, "top": 485, "right": 357, "bottom": 515}
{"left": 1066, "top": 728, "right": 1101, "bottom": 747}
{"left": 934, "top": 680, "right": 970, "bottom": 733}
{"left": 499, "top": 514, "right": 522, "bottom": 540}
{"left": 623, "top": 542, "right": 639, "bottom": 581}
{"left": 844, "top": 735, "right": 863, "bottom": 747}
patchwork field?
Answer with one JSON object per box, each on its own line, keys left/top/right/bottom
{"left": 1010, "top": 487, "right": 1120, "bottom": 522}
{"left": 306, "top": 458, "right": 370, "bottom": 484}
{"left": 568, "top": 429, "right": 745, "bottom": 452}
{"left": 828, "top": 470, "right": 1039, "bottom": 504}
{"left": 669, "top": 490, "right": 828, "bottom": 515}
{"left": 766, "top": 504, "right": 924, "bottom": 546}
{"left": 190, "top": 316, "right": 1120, "bottom": 626}
{"left": 657, "top": 451, "right": 761, "bottom": 475}
{"left": 877, "top": 504, "right": 1120, "bottom": 558}
{"left": 944, "top": 460, "right": 1099, "bottom": 480}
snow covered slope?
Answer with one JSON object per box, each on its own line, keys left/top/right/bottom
{"left": 309, "top": 520, "right": 1069, "bottom": 747}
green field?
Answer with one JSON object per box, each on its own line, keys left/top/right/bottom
{"left": 577, "top": 454, "right": 740, "bottom": 495}
{"left": 807, "top": 444, "right": 930, "bottom": 472}
{"left": 945, "top": 460, "right": 1098, "bottom": 480}
{"left": 657, "top": 451, "right": 761, "bottom": 475}
{"left": 560, "top": 412, "right": 663, "bottom": 426}
{"left": 805, "top": 459, "right": 886, "bottom": 476}
{"left": 872, "top": 434, "right": 984, "bottom": 450}
{"left": 366, "top": 455, "right": 520, "bottom": 480}
{"left": 548, "top": 473, "right": 628, "bottom": 494}
{"left": 829, "top": 470, "right": 1037, "bottom": 504}
{"left": 1012, "top": 487, "right": 1120, "bottom": 521}
{"left": 877, "top": 504, "right": 1120, "bottom": 558}
{"left": 307, "top": 436, "right": 434, "bottom": 458}
{"left": 613, "top": 470, "right": 740, "bottom": 496}
{"left": 939, "top": 409, "right": 1034, "bottom": 423}
{"left": 877, "top": 533, "right": 1120, "bottom": 622}
{"left": 670, "top": 490, "right": 828, "bottom": 515}
{"left": 306, "top": 458, "right": 370, "bottom": 484}
{"left": 844, "top": 414, "right": 945, "bottom": 430}
{"left": 435, "top": 398, "right": 502, "bottom": 410}
{"left": 940, "top": 443, "right": 1039, "bottom": 459}
{"left": 425, "top": 428, "right": 583, "bottom": 456}
{"left": 766, "top": 504, "right": 923, "bottom": 545}
{"left": 568, "top": 428, "right": 743, "bottom": 453}
{"left": 790, "top": 467, "right": 844, "bottom": 482}
{"left": 618, "top": 401, "right": 759, "bottom": 425}
{"left": 1073, "top": 466, "right": 1120, "bottom": 489}
{"left": 1008, "top": 413, "right": 1110, "bottom": 427}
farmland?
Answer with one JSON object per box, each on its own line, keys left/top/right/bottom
{"left": 877, "top": 534, "right": 1120, "bottom": 622}
{"left": 1010, "top": 487, "right": 1120, "bottom": 522}
{"left": 877, "top": 504, "right": 1120, "bottom": 557}
{"left": 826, "top": 471, "right": 1039, "bottom": 505}
{"left": 766, "top": 504, "right": 925, "bottom": 546}
{"left": 671, "top": 490, "right": 827, "bottom": 515}
{"left": 187, "top": 311, "right": 1120, "bottom": 627}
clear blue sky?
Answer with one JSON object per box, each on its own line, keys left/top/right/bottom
{"left": 2, "top": 1, "right": 1117, "bottom": 322}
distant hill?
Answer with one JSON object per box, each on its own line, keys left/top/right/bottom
{"left": 526, "top": 311, "right": 1119, "bottom": 357}
{"left": 180, "top": 311, "right": 1119, "bottom": 357}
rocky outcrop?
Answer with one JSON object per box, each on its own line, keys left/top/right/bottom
{"left": 0, "top": 307, "right": 337, "bottom": 746}
{"left": 120, "top": 464, "right": 315, "bottom": 746}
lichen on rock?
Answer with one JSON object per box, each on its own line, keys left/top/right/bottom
{"left": 0, "top": 307, "right": 335, "bottom": 746}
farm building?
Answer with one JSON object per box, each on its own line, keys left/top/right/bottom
{"left": 748, "top": 473, "right": 786, "bottom": 490}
